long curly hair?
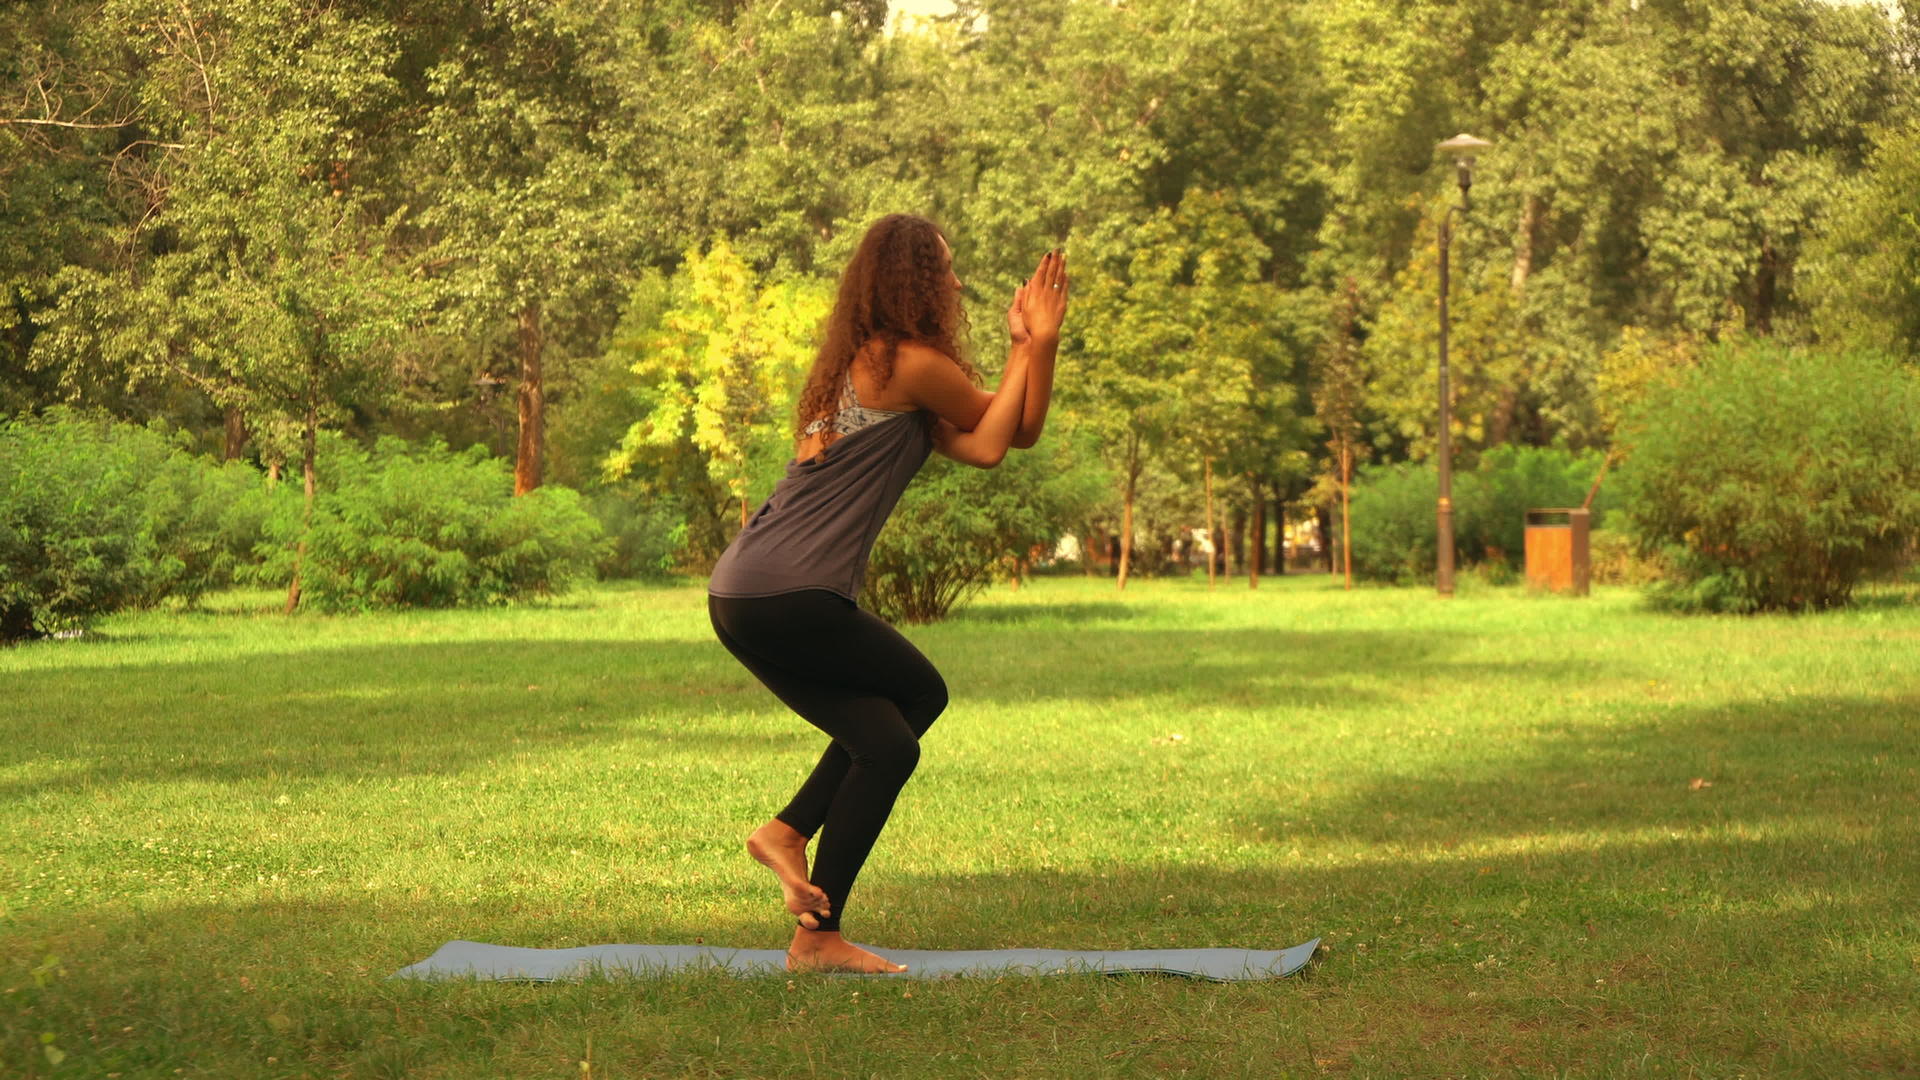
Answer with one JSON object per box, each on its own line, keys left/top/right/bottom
{"left": 794, "top": 213, "right": 978, "bottom": 442}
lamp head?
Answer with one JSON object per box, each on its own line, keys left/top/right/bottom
{"left": 1435, "top": 133, "right": 1493, "bottom": 157}
{"left": 1436, "top": 133, "right": 1492, "bottom": 207}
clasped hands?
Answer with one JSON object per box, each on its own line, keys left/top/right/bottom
{"left": 1006, "top": 249, "right": 1069, "bottom": 348}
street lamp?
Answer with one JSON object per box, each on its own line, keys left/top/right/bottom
{"left": 1434, "top": 132, "right": 1491, "bottom": 598}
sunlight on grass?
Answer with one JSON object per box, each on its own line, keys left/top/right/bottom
{"left": 2, "top": 576, "right": 1917, "bottom": 1076}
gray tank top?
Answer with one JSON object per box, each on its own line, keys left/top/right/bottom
{"left": 708, "top": 376, "right": 935, "bottom": 604}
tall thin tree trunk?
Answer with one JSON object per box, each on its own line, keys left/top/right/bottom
{"left": 1203, "top": 456, "right": 1217, "bottom": 591}
{"left": 514, "top": 302, "right": 545, "bottom": 496}
{"left": 1341, "top": 442, "right": 1354, "bottom": 590}
{"left": 1490, "top": 193, "right": 1543, "bottom": 448}
{"left": 1755, "top": 235, "right": 1778, "bottom": 335}
{"left": 285, "top": 406, "right": 317, "bottom": 614}
{"left": 1117, "top": 463, "right": 1137, "bottom": 591}
{"left": 1318, "top": 506, "right": 1335, "bottom": 575}
{"left": 1229, "top": 505, "right": 1246, "bottom": 577}
{"left": 1248, "top": 479, "right": 1264, "bottom": 589}
{"left": 223, "top": 407, "right": 247, "bottom": 461}
{"left": 1272, "top": 493, "right": 1286, "bottom": 575}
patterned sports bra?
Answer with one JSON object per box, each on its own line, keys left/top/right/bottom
{"left": 803, "top": 367, "right": 912, "bottom": 440}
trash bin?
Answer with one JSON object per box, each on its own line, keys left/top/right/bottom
{"left": 1524, "top": 508, "right": 1590, "bottom": 596}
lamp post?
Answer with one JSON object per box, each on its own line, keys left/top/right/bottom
{"left": 1433, "top": 132, "right": 1491, "bottom": 598}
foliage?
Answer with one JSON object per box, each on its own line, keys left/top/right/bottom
{"left": 0, "top": 408, "right": 267, "bottom": 641}
{"left": 1588, "top": 528, "right": 1669, "bottom": 587}
{"left": 605, "top": 244, "right": 830, "bottom": 563}
{"left": 863, "top": 429, "right": 1110, "bottom": 622}
{"left": 1616, "top": 342, "right": 1920, "bottom": 612}
{"left": 583, "top": 486, "right": 686, "bottom": 581}
{"left": 1469, "top": 445, "right": 1611, "bottom": 564}
{"left": 1347, "top": 446, "right": 1608, "bottom": 583}
{"left": 249, "top": 435, "right": 607, "bottom": 612}
{"left": 1802, "top": 122, "right": 1920, "bottom": 358}
{"left": 3, "top": 0, "right": 1917, "bottom": 602}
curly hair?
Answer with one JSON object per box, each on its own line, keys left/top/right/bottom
{"left": 794, "top": 213, "right": 979, "bottom": 442}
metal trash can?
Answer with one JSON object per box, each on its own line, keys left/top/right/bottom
{"left": 1524, "top": 508, "right": 1590, "bottom": 596}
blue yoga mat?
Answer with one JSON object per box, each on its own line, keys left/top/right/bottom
{"left": 392, "top": 938, "right": 1321, "bottom": 982}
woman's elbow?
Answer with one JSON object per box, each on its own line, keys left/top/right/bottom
{"left": 972, "top": 445, "right": 1009, "bottom": 469}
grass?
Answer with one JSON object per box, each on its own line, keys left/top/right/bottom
{"left": 2, "top": 573, "right": 1917, "bottom": 1078}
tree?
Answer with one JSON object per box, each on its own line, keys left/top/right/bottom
{"left": 1802, "top": 122, "right": 1920, "bottom": 358}
{"left": 32, "top": 0, "right": 422, "bottom": 611}
{"left": 410, "top": 0, "right": 635, "bottom": 495}
{"left": 605, "top": 241, "right": 829, "bottom": 555}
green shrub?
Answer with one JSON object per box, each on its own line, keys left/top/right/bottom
{"left": 863, "top": 431, "right": 1111, "bottom": 622}
{"left": 251, "top": 435, "right": 608, "bottom": 611}
{"left": 1348, "top": 447, "right": 1612, "bottom": 584}
{"left": 1616, "top": 343, "right": 1920, "bottom": 613}
{"left": 583, "top": 486, "right": 685, "bottom": 580}
{"left": 1588, "top": 528, "right": 1668, "bottom": 586}
{"left": 1467, "top": 445, "right": 1611, "bottom": 564}
{"left": 1346, "top": 462, "right": 1495, "bottom": 583}
{"left": 0, "top": 408, "right": 268, "bottom": 642}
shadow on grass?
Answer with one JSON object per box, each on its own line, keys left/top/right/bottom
{"left": 1254, "top": 693, "right": 1920, "bottom": 851}
{"left": 3, "top": 796, "right": 1913, "bottom": 1077}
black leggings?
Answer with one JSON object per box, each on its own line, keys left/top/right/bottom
{"left": 708, "top": 589, "right": 948, "bottom": 932}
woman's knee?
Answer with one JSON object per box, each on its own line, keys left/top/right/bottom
{"left": 904, "top": 676, "right": 948, "bottom": 737}
{"left": 854, "top": 727, "right": 921, "bottom": 779}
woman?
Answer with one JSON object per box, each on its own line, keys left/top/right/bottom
{"left": 707, "top": 213, "right": 1068, "bottom": 974}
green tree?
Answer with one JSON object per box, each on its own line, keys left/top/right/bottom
{"left": 1802, "top": 122, "right": 1920, "bottom": 358}
{"left": 409, "top": 0, "right": 635, "bottom": 495}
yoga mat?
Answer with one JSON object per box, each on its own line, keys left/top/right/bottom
{"left": 391, "top": 938, "right": 1320, "bottom": 983}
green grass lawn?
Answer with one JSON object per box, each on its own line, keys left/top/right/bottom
{"left": 3, "top": 574, "right": 1917, "bottom": 1078}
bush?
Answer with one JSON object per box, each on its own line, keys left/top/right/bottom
{"left": 1468, "top": 445, "right": 1611, "bottom": 564}
{"left": 1347, "top": 447, "right": 1612, "bottom": 583}
{"left": 1588, "top": 528, "right": 1669, "bottom": 586}
{"left": 0, "top": 408, "right": 269, "bottom": 642}
{"left": 863, "top": 431, "right": 1110, "bottom": 622}
{"left": 1616, "top": 343, "right": 1920, "bottom": 613}
{"left": 251, "top": 435, "right": 608, "bottom": 611}
{"left": 583, "top": 486, "right": 686, "bottom": 580}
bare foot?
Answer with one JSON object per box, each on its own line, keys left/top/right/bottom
{"left": 746, "top": 819, "right": 830, "bottom": 927}
{"left": 786, "top": 927, "right": 908, "bottom": 974}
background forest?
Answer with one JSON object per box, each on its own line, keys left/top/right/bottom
{"left": 4, "top": 0, "right": 1918, "bottom": 627}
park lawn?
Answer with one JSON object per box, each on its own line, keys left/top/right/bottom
{"left": 1, "top": 573, "right": 1917, "bottom": 1078}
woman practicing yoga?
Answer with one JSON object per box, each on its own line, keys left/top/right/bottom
{"left": 707, "top": 213, "right": 1068, "bottom": 974}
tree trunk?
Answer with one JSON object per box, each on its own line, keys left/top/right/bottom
{"left": 1271, "top": 493, "right": 1286, "bottom": 575}
{"left": 1248, "top": 479, "right": 1264, "bottom": 589}
{"left": 1117, "top": 465, "right": 1137, "bottom": 591}
{"left": 1489, "top": 193, "right": 1543, "bottom": 448}
{"left": 1318, "top": 505, "right": 1335, "bottom": 575}
{"left": 1510, "top": 193, "right": 1540, "bottom": 297}
{"left": 223, "top": 407, "right": 247, "bottom": 461}
{"left": 514, "top": 302, "right": 545, "bottom": 495}
{"left": 285, "top": 406, "right": 317, "bottom": 614}
{"left": 1755, "top": 235, "right": 1778, "bottom": 335}
{"left": 1341, "top": 442, "right": 1354, "bottom": 590}
{"left": 1203, "top": 456, "right": 1217, "bottom": 591}
{"left": 1229, "top": 505, "right": 1246, "bottom": 577}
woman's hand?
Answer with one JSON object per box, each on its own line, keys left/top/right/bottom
{"left": 1006, "top": 284, "right": 1031, "bottom": 346}
{"left": 1021, "top": 249, "right": 1068, "bottom": 344}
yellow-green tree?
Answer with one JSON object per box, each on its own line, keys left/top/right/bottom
{"left": 606, "top": 241, "right": 830, "bottom": 547}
